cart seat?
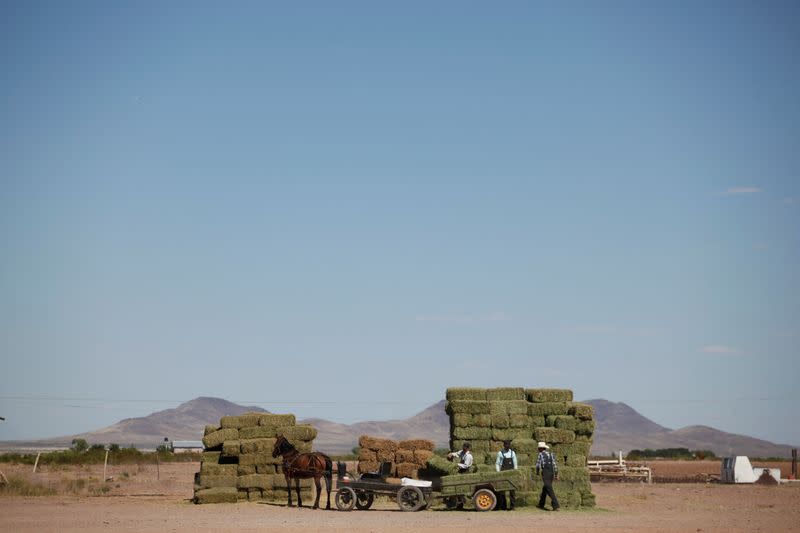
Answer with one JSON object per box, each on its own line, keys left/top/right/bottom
{"left": 360, "top": 461, "right": 393, "bottom": 481}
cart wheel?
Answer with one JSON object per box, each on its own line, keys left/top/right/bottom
{"left": 355, "top": 490, "right": 374, "bottom": 510}
{"left": 472, "top": 488, "right": 497, "bottom": 512}
{"left": 336, "top": 487, "right": 356, "bottom": 511}
{"left": 397, "top": 485, "right": 425, "bottom": 512}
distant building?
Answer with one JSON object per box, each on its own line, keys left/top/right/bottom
{"left": 171, "top": 440, "right": 203, "bottom": 453}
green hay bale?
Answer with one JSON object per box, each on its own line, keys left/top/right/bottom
{"left": 197, "top": 474, "right": 237, "bottom": 488}
{"left": 446, "top": 400, "right": 490, "bottom": 415}
{"left": 358, "top": 435, "right": 398, "bottom": 452}
{"left": 222, "top": 440, "right": 240, "bottom": 457}
{"left": 239, "top": 426, "right": 277, "bottom": 439}
{"left": 439, "top": 468, "right": 523, "bottom": 486}
{"left": 526, "top": 389, "right": 573, "bottom": 403}
{"left": 555, "top": 466, "right": 590, "bottom": 482}
{"left": 492, "top": 428, "right": 531, "bottom": 441}
{"left": 566, "top": 454, "right": 586, "bottom": 467}
{"left": 194, "top": 487, "right": 238, "bottom": 504}
{"left": 396, "top": 449, "right": 415, "bottom": 463}
{"left": 581, "top": 492, "right": 596, "bottom": 508}
{"left": 200, "top": 463, "right": 238, "bottom": 476}
{"left": 398, "top": 439, "right": 434, "bottom": 451}
{"left": 490, "top": 402, "right": 508, "bottom": 416}
{"left": 515, "top": 491, "right": 538, "bottom": 507}
{"left": 202, "top": 428, "right": 239, "bottom": 450}
{"left": 568, "top": 402, "right": 594, "bottom": 420}
{"left": 451, "top": 413, "right": 472, "bottom": 427}
{"left": 220, "top": 412, "right": 267, "bottom": 429}
{"left": 575, "top": 434, "right": 592, "bottom": 443}
{"left": 358, "top": 448, "right": 377, "bottom": 462}
{"left": 516, "top": 453, "right": 530, "bottom": 466}
{"left": 446, "top": 388, "right": 487, "bottom": 401}
{"left": 534, "top": 427, "right": 575, "bottom": 444}
{"left": 527, "top": 402, "right": 568, "bottom": 417}
{"left": 551, "top": 415, "right": 577, "bottom": 431}
{"left": 238, "top": 465, "right": 256, "bottom": 475}
{"left": 453, "top": 427, "right": 492, "bottom": 440}
{"left": 530, "top": 415, "right": 546, "bottom": 428}
{"left": 507, "top": 400, "right": 528, "bottom": 415}
{"left": 511, "top": 438, "right": 539, "bottom": 454}
{"left": 239, "top": 453, "right": 280, "bottom": 466}
{"left": 509, "top": 414, "right": 529, "bottom": 428}
{"left": 475, "top": 464, "right": 495, "bottom": 473}
{"left": 491, "top": 413, "right": 510, "bottom": 428}
{"left": 413, "top": 449, "right": 434, "bottom": 464}
{"left": 201, "top": 451, "right": 221, "bottom": 464}
{"left": 420, "top": 456, "right": 459, "bottom": 477}
{"left": 258, "top": 414, "right": 296, "bottom": 428}
{"left": 486, "top": 387, "right": 525, "bottom": 401}
{"left": 204, "top": 425, "right": 219, "bottom": 436}
{"left": 280, "top": 425, "right": 317, "bottom": 441}
{"left": 557, "top": 441, "right": 591, "bottom": 457}
{"left": 450, "top": 439, "right": 490, "bottom": 453}
{"left": 240, "top": 438, "right": 277, "bottom": 455}
{"left": 472, "top": 413, "right": 492, "bottom": 427}
{"left": 575, "top": 420, "right": 596, "bottom": 436}
{"left": 396, "top": 462, "right": 418, "bottom": 478}
{"left": 237, "top": 474, "right": 272, "bottom": 490}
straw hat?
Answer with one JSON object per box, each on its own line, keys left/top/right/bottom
{"left": 537, "top": 441, "right": 549, "bottom": 449}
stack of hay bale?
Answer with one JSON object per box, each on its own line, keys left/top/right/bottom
{"left": 357, "top": 436, "right": 435, "bottom": 479}
{"left": 442, "top": 387, "right": 595, "bottom": 509}
{"left": 194, "top": 412, "right": 317, "bottom": 504}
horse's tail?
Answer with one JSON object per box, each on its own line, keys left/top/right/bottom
{"left": 321, "top": 453, "right": 333, "bottom": 488}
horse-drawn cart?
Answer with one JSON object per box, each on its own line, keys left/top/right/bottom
{"left": 334, "top": 461, "right": 522, "bottom": 512}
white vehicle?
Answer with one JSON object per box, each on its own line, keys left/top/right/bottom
{"left": 720, "top": 456, "right": 780, "bottom": 484}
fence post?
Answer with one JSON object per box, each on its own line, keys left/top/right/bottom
{"left": 33, "top": 452, "right": 41, "bottom": 473}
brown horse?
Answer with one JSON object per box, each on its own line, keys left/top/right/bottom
{"left": 271, "top": 435, "right": 332, "bottom": 509}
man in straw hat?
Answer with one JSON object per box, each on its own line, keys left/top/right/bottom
{"left": 535, "top": 441, "right": 560, "bottom": 511}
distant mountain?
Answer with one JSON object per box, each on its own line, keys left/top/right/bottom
{"left": 1, "top": 396, "right": 795, "bottom": 458}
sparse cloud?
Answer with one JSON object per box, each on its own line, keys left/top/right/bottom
{"left": 415, "top": 311, "right": 511, "bottom": 324}
{"left": 701, "top": 345, "right": 739, "bottom": 355}
{"left": 724, "top": 187, "right": 762, "bottom": 195}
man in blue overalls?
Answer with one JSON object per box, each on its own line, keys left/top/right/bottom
{"left": 535, "top": 441, "right": 560, "bottom": 511}
{"left": 495, "top": 439, "right": 518, "bottom": 510}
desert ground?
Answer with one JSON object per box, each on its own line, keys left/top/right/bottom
{"left": 1, "top": 461, "right": 798, "bottom": 532}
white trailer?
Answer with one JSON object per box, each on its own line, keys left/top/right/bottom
{"left": 720, "top": 456, "right": 780, "bottom": 484}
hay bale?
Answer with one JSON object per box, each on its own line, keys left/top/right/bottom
{"left": 446, "top": 388, "right": 487, "bottom": 401}
{"left": 555, "top": 466, "right": 590, "bottom": 482}
{"left": 554, "top": 441, "right": 591, "bottom": 457}
{"left": 420, "top": 456, "right": 459, "bottom": 477}
{"left": 514, "top": 491, "right": 538, "bottom": 507}
{"left": 568, "top": 402, "right": 594, "bottom": 420}
{"left": 239, "top": 426, "right": 277, "bottom": 439}
{"left": 222, "top": 440, "right": 240, "bottom": 457}
{"left": 240, "top": 438, "right": 277, "bottom": 455}
{"left": 197, "top": 474, "right": 237, "bottom": 488}
{"left": 220, "top": 413, "right": 267, "bottom": 429}
{"left": 202, "top": 428, "right": 239, "bottom": 450}
{"left": 238, "top": 465, "right": 256, "bottom": 476}
{"left": 452, "top": 427, "right": 492, "bottom": 440}
{"left": 204, "top": 425, "right": 219, "bottom": 436}
{"left": 575, "top": 420, "right": 596, "bottom": 436}
{"left": 256, "top": 464, "right": 278, "bottom": 474}
{"left": 201, "top": 451, "right": 221, "bottom": 463}
{"left": 396, "top": 449, "right": 415, "bottom": 463}
{"left": 526, "top": 388, "right": 573, "bottom": 403}
{"left": 492, "top": 428, "right": 530, "bottom": 441}
{"left": 534, "top": 427, "right": 575, "bottom": 444}
{"left": 439, "top": 468, "right": 523, "bottom": 486}
{"left": 511, "top": 438, "right": 539, "bottom": 454}
{"left": 358, "top": 435, "right": 398, "bottom": 452}
{"left": 575, "top": 434, "right": 592, "bottom": 443}
{"left": 446, "top": 400, "right": 490, "bottom": 415}
{"left": 376, "top": 449, "right": 396, "bottom": 463}
{"left": 451, "top": 413, "right": 472, "bottom": 427}
{"left": 237, "top": 488, "right": 248, "bottom": 500}
{"left": 194, "top": 487, "right": 238, "bottom": 504}
{"left": 280, "top": 425, "right": 317, "bottom": 441}
{"left": 237, "top": 474, "right": 272, "bottom": 490}
{"left": 509, "top": 414, "right": 529, "bottom": 428}
{"left": 239, "top": 453, "right": 280, "bottom": 466}
{"left": 396, "top": 462, "right": 418, "bottom": 478}
{"left": 581, "top": 492, "right": 596, "bottom": 507}
{"left": 486, "top": 387, "right": 525, "bottom": 401}
{"left": 566, "top": 454, "right": 587, "bottom": 467}
{"left": 398, "top": 439, "right": 434, "bottom": 451}
{"left": 527, "top": 402, "right": 568, "bottom": 417}
{"left": 413, "top": 449, "right": 434, "bottom": 464}
{"left": 357, "top": 460, "right": 379, "bottom": 474}
{"left": 551, "top": 415, "right": 577, "bottom": 431}
{"left": 290, "top": 440, "right": 313, "bottom": 453}
{"left": 200, "top": 463, "right": 238, "bottom": 476}
{"left": 257, "top": 414, "right": 296, "bottom": 428}
{"left": 491, "top": 413, "right": 510, "bottom": 428}
{"left": 472, "top": 413, "right": 492, "bottom": 427}
{"left": 358, "top": 449, "right": 377, "bottom": 462}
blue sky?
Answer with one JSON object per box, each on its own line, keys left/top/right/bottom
{"left": 1, "top": 1, "right": 798, "bottom": 446}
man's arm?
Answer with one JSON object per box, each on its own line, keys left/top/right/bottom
{"left": 495, "top": 451, "right": 502, "bottom": 472}
{"left": 535, "top": 451, "right": 543, "bottom": 475}
{"left": 512, "top": 450, "right": 518, "bottom": 470}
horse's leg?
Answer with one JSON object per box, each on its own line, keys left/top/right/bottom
{"left": 325, "top": 470, "right": 332, "bottom": 510}
{"left": 295, "top": 477, "right": 302, "bottom": 508}
{"left": 313, "top": 475, "right": 321, "bottom": 509}
{"left": 285, "top": 475, "right": 293, "bottom": 507}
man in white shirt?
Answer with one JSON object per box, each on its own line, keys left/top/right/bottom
{"left": 495, "top": 440, "right": 518, "bottom": 510}
{"left": 447, "top": 442, "right": 474, "bottom": 473}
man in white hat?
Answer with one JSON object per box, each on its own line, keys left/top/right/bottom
{"left": 535, "top": 441, "right": 560, "bottom": 511}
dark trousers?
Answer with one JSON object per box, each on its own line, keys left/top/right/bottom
{"left": 498, "top": 490, "right": 516, "bottom": 510}
{"left": 538, "top": 470, "right": 559, "bottom": 509}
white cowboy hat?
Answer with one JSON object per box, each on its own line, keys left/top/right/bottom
{"left": 537, "top": 441, "right": 549, "bottom": 449}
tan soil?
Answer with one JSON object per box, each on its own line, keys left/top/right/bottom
{"left": 1, "top": 462, "right": 798, "bottom": 532}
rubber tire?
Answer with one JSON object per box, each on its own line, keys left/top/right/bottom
{"left": 472, "top": 488, "right": 497, "bottom": 512}
{"left": 336, "top": 487, "right": 356, "bottom": 511}
{"left": 396, "top": 485, "right": 425, "bottom": 512}
{"left": 355, "top": 491, "right": 374, "bottom": 510}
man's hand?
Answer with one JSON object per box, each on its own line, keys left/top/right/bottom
{"left": 555, "top": 475, "right": 559, "bottom": 481}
